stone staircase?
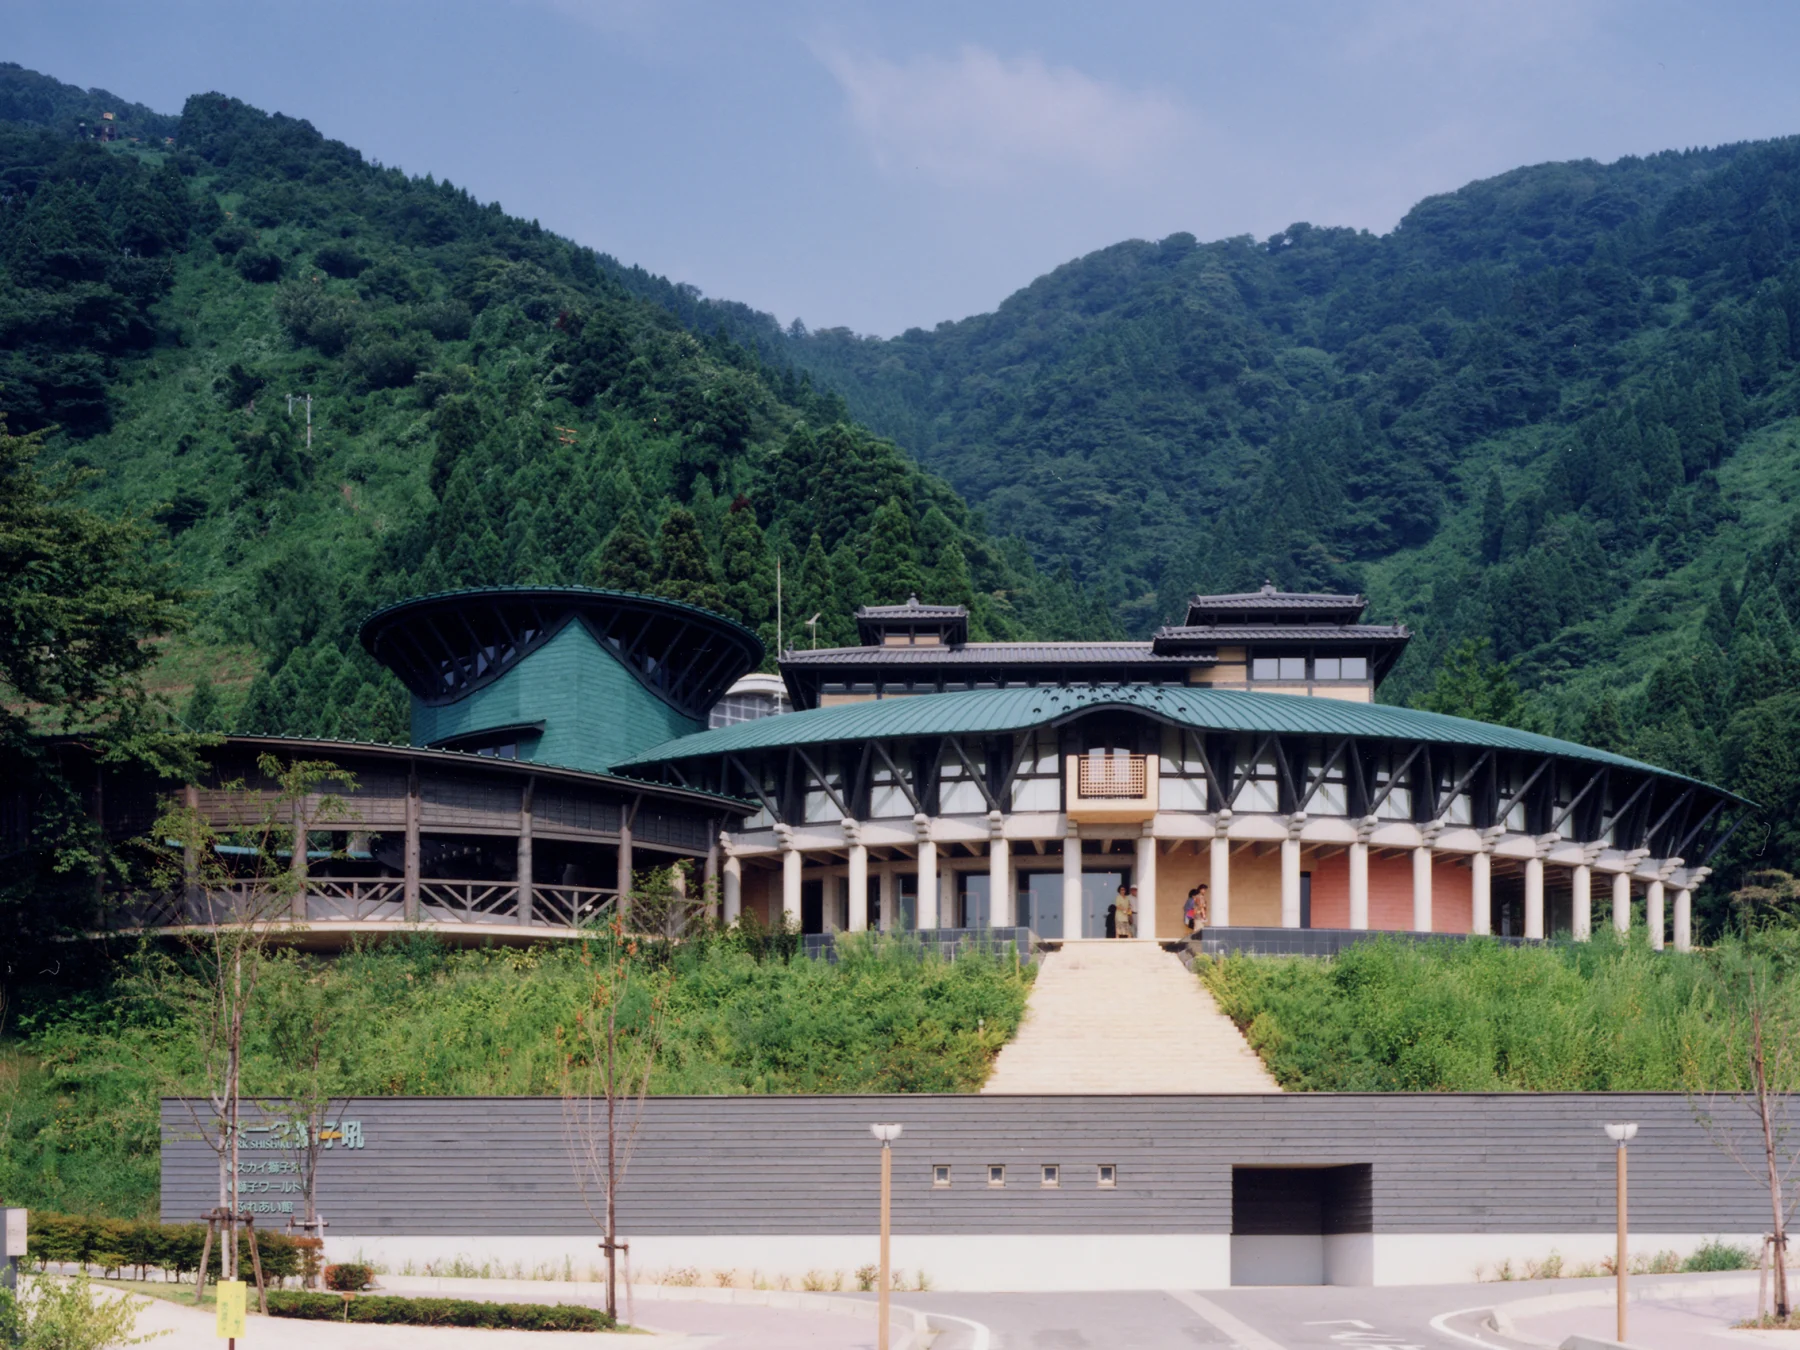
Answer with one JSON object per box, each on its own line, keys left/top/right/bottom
{"left": 982, "top": 941, "right": 1281, "bottom": 1094}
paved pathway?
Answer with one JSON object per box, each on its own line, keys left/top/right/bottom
{"left": 983, "top": 940, "right": 1279, "bottom": 1094}
{"left": 86, "top": 1275, "right": 908, "bottom": 1349}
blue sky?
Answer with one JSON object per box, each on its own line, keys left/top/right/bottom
{"left": 9, "top": 1, "right": 1800, "bottom": 335}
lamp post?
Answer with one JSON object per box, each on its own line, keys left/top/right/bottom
{"left": 1605, "top": 1122, "right": 1638, "bottom": 1343}
{"left": 870, "top": 1123, "right": 903, "bottom": 1350}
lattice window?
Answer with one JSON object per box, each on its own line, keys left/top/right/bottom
{"left": 1077, "top": 751, "right": 1146, "bottom": 799}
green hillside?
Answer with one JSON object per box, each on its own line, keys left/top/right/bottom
{"left": 756, "top": 142, "right": 1800, "bottom": 897}
{"left": 0, "top": 67, "right": 1114, "bottom": 755}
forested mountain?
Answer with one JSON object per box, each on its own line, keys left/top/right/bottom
{"left": 9, "top": 57, "right": 1800, "bottom": 904}
{"left": 0, "top": 67, "right": 1114, "bottom": 751}
{"left": 744, "top": 139, "right": 1800, "bottom": 888}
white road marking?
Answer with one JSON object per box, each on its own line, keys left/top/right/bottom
{"left": 1305, "top": 1321, "right": 1375, "bottom": 1329}
{"left": 925, "top": 1311, "right": 992, "bottom": 1349}
{"left": 1164, "top": 1289, "right": 1289, "bottom": 1350}
{"left": 1427, "top": 1305, "right": 1508, "bottom": 1348}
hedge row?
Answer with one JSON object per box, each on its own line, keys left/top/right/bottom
{"left": 27, "top": 1211, "right": 305, "bottom": 1281}
{"left": 266, "top": 1291, "right": 616, "bottom": 1330}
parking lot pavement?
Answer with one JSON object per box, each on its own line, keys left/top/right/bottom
{"left": 855, "top": 1271, "right": 1778, "bottom": 1349}
{"left": 84, "top": 1276, "right": 905, "bottom": 1350}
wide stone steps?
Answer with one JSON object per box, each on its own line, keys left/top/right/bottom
{"left": 982, "top": 940, "right": 1280, "bottom": 1095}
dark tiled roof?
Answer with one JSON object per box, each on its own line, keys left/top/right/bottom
{"left": 783, "top": 642, "right": 1201, "bottom": 666}
{"left": 1186, "top": 590, "right": 1366, "bottom": 610}
{"left": 854, "top": 597, "right": 969, "bottom": 619}
{"left": 1153, "top": 624, "right": 1410, "bottom": 643}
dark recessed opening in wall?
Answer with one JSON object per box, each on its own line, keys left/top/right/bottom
{"left": 1231, "top": 1165, "right": 1372, "bottom": 1287}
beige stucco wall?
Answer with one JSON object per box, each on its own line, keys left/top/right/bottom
{"left": 1228, "top": 849, "right": 1283, "bottom": 926}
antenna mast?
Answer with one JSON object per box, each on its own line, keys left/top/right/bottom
{"left": 286, "top": 393, "right": 313, "bottom": 450}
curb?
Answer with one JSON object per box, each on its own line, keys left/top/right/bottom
{"left": 1484, "top": 1273, "right": 1763, "bottom": 1349}
{"left": 379, "top": 1273, "right": 932, "bottom": 1347}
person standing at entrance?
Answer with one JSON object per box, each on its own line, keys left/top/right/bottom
{"left": 1116, "top": 884, "right": 1136, "bottom": 939}
{"left": 1184, "top": 884, "right": 1209, "bottom": 933}
{"left": 1104, "top": 902, "right": 1117, "bottom": 939}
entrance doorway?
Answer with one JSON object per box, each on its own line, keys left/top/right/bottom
{"left": 1230, "top": 1164, "right": 1372, "bottom": 1286}
{"left": 1082, "top": 869, "right": 1129, "bottom": 937}
{"left": 1300, "top": 872, "right": 1312, "bottom": 930}
{"left": 1020, "top": 871, "right": 1061, "bottom": 936}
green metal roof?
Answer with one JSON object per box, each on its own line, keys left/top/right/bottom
{"left": 617, "top": 684, "right": 1737, "bottom": 798}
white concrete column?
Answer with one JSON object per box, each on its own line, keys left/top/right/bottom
{"left": 1571, "top": 864, "right": 1591, "bottom": 941}
{"left": 878, "top": 866, "right": 896, "bottom": 932}
{"left": 941, "top": 865, "right": 957, "bottom": 930}
{"left": 1348, "top": 840, "right": 1370, "bottom": 931}
{"left": 914, "top": 815, "right": 938, "bottom": 930}
{"left": 1471, "top": 849, "right": 1491, "bottom": 935}
{"left": 1612, "top": 870, "right": 1631, "bottom": 935}
{"left": 1280, "top": 826, "right": 1303, "bottom": 929}
{"left": 721, "top": 851, "right": 742, "bottom": 924}
{"left": 988, "top": 817, "right": 1013, "bottom": 928}
{"left": 1674, "top": 888, "right": 1692, "bottom": 952}
{"left": 914, "top": 849, "right": 943, "bottom": 936}
{"left": 821, "top": 871, "right": 841, "bottom": 933}
{"left": 781, "top": 840, "right": 802, "bottom": 928}
{"left": 1647, "top": 879, "right": 1665, "bottom": 951}
{"left": 1062, "top": 823, "right": 1083, "bottom": 941}
{"left": 1136, "top": 824, "right": 1158, "bottom": 941}
{"left": 1524, "top": 855, "right": 1545, "bottom": 940}
{"left": 1210, "top": 819, "right": 1231, "bottom": 928}
{"left": 846, "top": 822, "right": 868, "bottom": 933}
{"left": 1411, "top": 842, "right": 1433, "bottom": 933}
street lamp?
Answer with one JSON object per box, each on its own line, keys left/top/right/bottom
{"left": 870, "top": 1124, "right": 903, "bottom": 1350}
{"left": 1605, "top": 1122, "right": 1638, "bottom": 1343}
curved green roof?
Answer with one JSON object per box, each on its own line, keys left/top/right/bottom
{"left": 617, "top": 684, "right": 1737, "bottom": 799}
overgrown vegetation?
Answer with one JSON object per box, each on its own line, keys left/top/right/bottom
{"left": 1200, "top": 928, "right": 1800, "bottom": 1091}
{"left": 265, "top": 1290, "right": 615, "bottom": 1330}
{"left": 0, "top": 930, "right": 1032, "bottom": 1219}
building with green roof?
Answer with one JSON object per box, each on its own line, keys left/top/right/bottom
{"left": 94, "top": 582, "right": 1741, "bottom": 951}
{"left": 611, "top": 588, "right": 1743, "bottom": 952}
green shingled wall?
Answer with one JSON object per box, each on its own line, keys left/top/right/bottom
{"left": 411, "top": 619, "right": 702, "bottom": 773}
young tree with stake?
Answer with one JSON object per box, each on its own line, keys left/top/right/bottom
{"left": 560, "top": 891, "right": 668, "bottom": 1323}
{"left": 150, "top": 755, "right": 351, "bottom": 1295}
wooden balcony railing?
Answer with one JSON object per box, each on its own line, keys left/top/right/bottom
{"left": 103, "top": 879, "right": 619, "bottom": 932}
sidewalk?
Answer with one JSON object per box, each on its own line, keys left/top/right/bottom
{"left": 85, "top": 1274, "right": 925, "bottom": 1350}
{"left": 1494, "top": 1273, "right": 1791, "bottom": 1348}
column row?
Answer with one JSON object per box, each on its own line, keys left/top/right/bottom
{"left": 739, "top": 823, "right": 1696, "bottom": 950}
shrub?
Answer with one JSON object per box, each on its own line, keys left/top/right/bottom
{"left": 235, "top": 247, "right": 283, "bottom": 283}
{"left": 314, "top": 242, "right": 370, "bottom": 279}
{"left": 414, "top": 299, "right": 473, "bottom": 340}
{"left": 1683, "top": 1238, "right": 1757, "bottom": 1271}
{"left": 267, "top": 1291, "right": 614, "bottom": 1330}
{"left": 27, "top": 1211, "right": 301, "bottom": 1282}
{"left": 2, "top": 1272, "right": 149, "bottom": 1349}
{"left": 324, "top": 1262, "right": 373, "bottom": 1291}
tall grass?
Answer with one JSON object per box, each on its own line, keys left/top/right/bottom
{"left": 0, "top": 931, "right": 1032, "bottom": 1218}
{"left": 1200, "top": 928, "right": 1800, "bottom": 1091}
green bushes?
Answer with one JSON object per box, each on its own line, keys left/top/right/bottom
{"left": 0, "top": 1272, "right": 151, "bottom": 1350}
{"left": 27, "top": 1211, "right": 302, "bottom": 1282}
{"left": 3, "top": 931, "right": 1032, "bottom": 1216}
{"left": 1683, "top": 1238, "right": 1758, "bottom": 1271}
{"left": 1200, "top": 930, "right": 1800, "bottom": 1091}
{"left": 323, "top": 1263, "right": 373, "bottom": 1291}
{"left": 266, "top": 1291, "right": 615, "bottom": 1330}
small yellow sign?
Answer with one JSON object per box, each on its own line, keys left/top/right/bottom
{"left": 215, "top": 1279, "right": 246, "bottom": 1337}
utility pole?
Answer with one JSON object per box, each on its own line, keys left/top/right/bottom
{"left": 1605, "top": 1122, "right": 1638, "bottom": 1343}
{"left": 287, "top": 393, "right": 313, "bottom": 450}
{"left": 869, "top": 1124, "right": 902, "bottom": 1350}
